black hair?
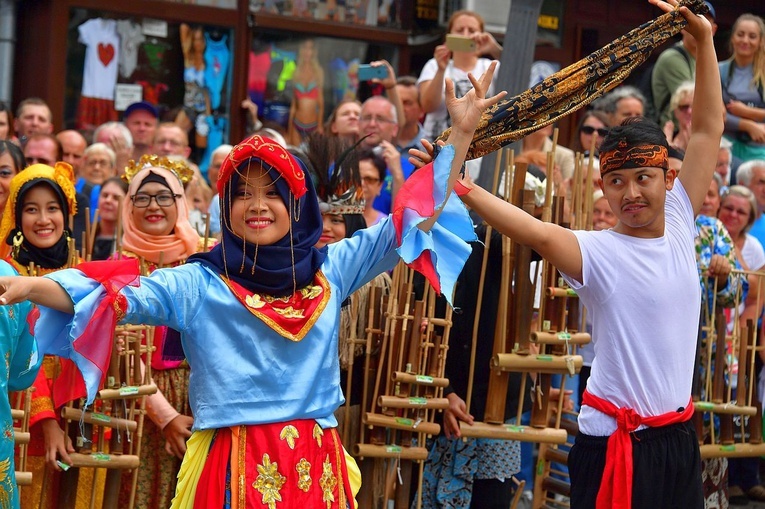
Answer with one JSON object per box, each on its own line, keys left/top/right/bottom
{"left": 0, "top": 140, "right": 26, "bottom": 172}
{"left": 357, "top": 149, "right": 387, "bottom": 181}
{"left": 343, "top": 214, "right": 367, "bottom": 238}
{"left": 599, "top": 116, "right": 668, "bottom": 155}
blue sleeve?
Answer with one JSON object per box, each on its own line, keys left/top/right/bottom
{"left": 8, "top": 301, "right": 40, "bottom": 391}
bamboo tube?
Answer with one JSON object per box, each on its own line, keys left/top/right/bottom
{"left": 457, "top": 421, "right": 568, "bottom": 444}
{"left": 97, "top": 384, "right": 157, "bottom": 400}
{"left": 530, "top": 331, "right": 591, "bottom": 345}
{"left": 390, "top": 372, "right": 448, "bottom": 387}
{"left": 61, "top": 407, "right": 138, "bottom": 432}
{"left": 712, "top": 310, "right": 728, "bottom": 404}
{"left": 66, "top": 452, "right": 140, "bottom": 469}
{"left": 14, "top": 471, "right": 32, "bottom": 485}
{"left": 542, "top": 476, "right": 571, "bottom": 497}
{"left": 493, "top": 353, "right": 583, "bottom": 374}
{"left": 10, "top": 409, "right": 23, "bottom": 420}
{"left": 543, "top": 447, "right": 569, "bottom": 464}
{"left": 693, "top": 402, "right": 758, "bottom": 416}
{"left": 13, "top": 431, "right": 29, "bottom": 444}
{"left": 353, "top": 443, "right": 428, "bottom": 460}
{"left": 545, "top": 287, "right": 579, "bottom": 298}
{"left": 700, "top": 443, "right": 765, "bottom": 459}
{"left": 363, "top": 413, "right": 440, "bottom": 435}
{"left": 377, "top": 396, "right": 449, "bottom": 410}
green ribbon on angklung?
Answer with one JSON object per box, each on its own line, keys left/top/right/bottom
{"left": 436, "top": 0, "right": 710, "bottom": 160}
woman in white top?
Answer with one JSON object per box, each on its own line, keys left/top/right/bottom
{"left": 417, "top": 10, "right": 502, "bottom": 179}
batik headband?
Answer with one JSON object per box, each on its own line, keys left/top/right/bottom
{"left": 600, "top": 142, "right": 669, "bottom": 176}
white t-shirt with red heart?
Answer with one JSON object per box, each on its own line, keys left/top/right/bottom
{"left": 78, "top": 18, "right": 120, "bottom": 100}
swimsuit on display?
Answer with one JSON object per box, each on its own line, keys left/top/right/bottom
{"left": 203, "top": 33, "right": 230, "bottom": 111}
{"left": 294, "top": 81, "right": 319, "bottom": 100}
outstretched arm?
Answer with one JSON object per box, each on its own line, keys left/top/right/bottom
{"left": 654, "top": 0, "right": 723, "bottom": 212}
{"left": 0, "top": 276, "right": 73, "bottom": 312}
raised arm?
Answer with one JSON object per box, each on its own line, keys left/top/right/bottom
{"left": 0, "top": 276, "right": 74, "bottom": 313}
{"left": 656, "top": 0, "right": 723, "bottom": 212}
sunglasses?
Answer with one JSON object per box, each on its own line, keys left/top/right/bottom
{"left": 677, "top": 104, "right": 692, "bottom": 112}
{"left": 580, "top": 126, "right": 609, "bottom": 137}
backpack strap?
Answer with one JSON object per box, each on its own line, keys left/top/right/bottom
{"left": 657, "top": 46, "right": 694, "bottom": 116}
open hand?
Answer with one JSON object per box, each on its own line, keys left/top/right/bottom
{"left": 445, "top": 61, "right": 506, "bottom": 137}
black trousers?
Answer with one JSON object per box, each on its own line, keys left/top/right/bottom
{"left": 569, "top": 420, "right": 703, "bottom": 509}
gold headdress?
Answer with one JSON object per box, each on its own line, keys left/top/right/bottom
{"left": 122, "top": 154, "right": 195, "bottom": 185}
{"left": 0, "top": 162, "right": 78, "bottom": 246}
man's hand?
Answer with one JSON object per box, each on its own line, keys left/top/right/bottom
{"left": 42, "top": 418, "right": 74, "bottom": 471}
{"left": 162, "top": 414, "right": 193, "bottom": 459}
{"left": 443, "top": 393, "right": 474, "bottom": 439}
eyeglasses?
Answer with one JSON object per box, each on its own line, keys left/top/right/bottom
{"left": 156, "top": 138, "right": 185, "bottom": 148}
{"left": 361, "top": 176, "right": 380, "bottom": 184}
{"left": 131, "top": 192, "right": 180, "bottom": 208}
{"left": 580, "top": 126, "right": 609, "bottom": 137}
{"left": 360, "top": 115, "right": 395, "bottom": 125}
{"left": 677, "top": 104, "right": 692, "bottom": 112}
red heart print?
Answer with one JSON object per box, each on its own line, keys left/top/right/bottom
{"left": 98, "top": 43, "right": 114, "bottom": 67}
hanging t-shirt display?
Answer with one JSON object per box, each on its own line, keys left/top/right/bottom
{"left": 203, "top": 33, "right": 230, "bottom": 111}
{"left": 76, "top": 18, "right": 120, "bottom": 129}
{"left": 116, "top": 20, "right": 146, "bottom": 79}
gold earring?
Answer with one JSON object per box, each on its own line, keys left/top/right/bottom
{"left": 12, "top": 231, "right": 23, "bottom": 258}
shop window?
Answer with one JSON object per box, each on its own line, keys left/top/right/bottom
{"left": 64, "top": 8, "right": 233, "bottom": 173}
{"left": 249, "top": 31, "right": 398, "bottom": 146}
{"left": 251, "top": 0, "right": 402, "bottom": 28}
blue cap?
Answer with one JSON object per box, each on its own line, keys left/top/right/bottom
{"left": 703, "top": 1, "right": 716, "bottom": 20}
{"left": 123, "top": 101, "right": 158, "bottom": 120}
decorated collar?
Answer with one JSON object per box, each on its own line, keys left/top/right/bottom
{"left": 221, "top": 271, "right": 331, "bottom": 342}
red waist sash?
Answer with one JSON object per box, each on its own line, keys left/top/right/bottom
{"left": 581, "top": 390, "right": 693, "bottom": 509}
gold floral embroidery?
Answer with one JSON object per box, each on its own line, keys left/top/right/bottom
{"left": 0, "top": 457, "right": 12, "bottom": 509}
{"left": 313, "top": 424, "right": 324, "bottom": 448}
{"left": 300, "top": 285, "right": 323, "bottom": 300}
{"left": 253, "top": 453, "right": 286, "bottom": 509}
{"left": 279, "top": 425, "right": 299, "bottom": 449}
{"left": 245, "top": 294, "right": 265, "bottom": 309}
{"left": 273, "top": 306, "right": 304, "bottom": 319}
{"left": 296, "top": 458, "right": 312, "bottom": 492}
{"left": 319, "top": 454, "right": 337, "bottom": 508}
{"left": 7, "top": 306, "right": 13, "bottom": 320}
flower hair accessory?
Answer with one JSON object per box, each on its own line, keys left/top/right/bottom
{"left": 122, "top": 154, "right": 195, "bottom": 185}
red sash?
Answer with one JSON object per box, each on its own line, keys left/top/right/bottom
{"left": 581, "top": 390, "right": 694, "bottom": 509}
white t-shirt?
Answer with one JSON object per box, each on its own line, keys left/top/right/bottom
{"left": 562, "top": 181, "right": 700, "bottom": 436}
{"left": 116, "top": 20, "right": 145, "bottom": 79}
{"left": 78, "top": 18, "right": 119, "bottom": 100}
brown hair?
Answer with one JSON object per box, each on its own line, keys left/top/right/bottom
{"left": 447, "top": 10, "right": 484, "bottom": 33}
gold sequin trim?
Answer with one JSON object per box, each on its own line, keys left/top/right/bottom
{"left": 313, "top": 424, "right": 324, "bottom": 448}
{"left": 296, "top": 458, "right": 312, "bottom": 493}
{"left": 280, "top": 425, "right": 299, "bottom": 449}
{"left": 319, "top": 454, "right": 337, "bottom": 508}
{"left": 238, "top": 426, "right": 247, "bottom": 509}
{"left": 253, "top": 453, "right": 286, "bottom": 509}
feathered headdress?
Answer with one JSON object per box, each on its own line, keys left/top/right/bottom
{"left": 305, "top": 133, "right": 365, "bottom": 216}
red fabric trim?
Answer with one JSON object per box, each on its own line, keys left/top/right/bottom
{"left": 52, "top": 259, "right": 140, "bottom": 407}
{"left": 391, "top": 161, "right": 440, "bottom": 292}
{"left": 453, "top": 180, "right": 472, "bottom": 197}
{"left": 194, "top": 429, "right": 232, "bottom": 509}
{"left": 582, "top": 390, "right": 694, "bottom": 509}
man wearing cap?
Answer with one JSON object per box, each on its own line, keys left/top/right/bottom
{"left": 124, "top": 101, "right": 159, "bottom": 160}
{"left": 651, "top": 0, "right": 717, "bottom": 125}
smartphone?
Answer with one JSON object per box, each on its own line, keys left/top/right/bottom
{"left": 357, "top": 64, "right": 389, "bottom": 81}
{"left": 445, "top": 34, "right": 476, "bottom": 53}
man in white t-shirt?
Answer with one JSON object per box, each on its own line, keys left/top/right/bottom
{"left": 455, "top": 5, "right": 720, "bottom": 507}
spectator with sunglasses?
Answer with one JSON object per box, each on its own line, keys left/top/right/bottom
{"left": 520, "top": 123, "right": 576, "bottom": 179}
{"left": 572, "top": 110, "right": 611, "bottom": 157}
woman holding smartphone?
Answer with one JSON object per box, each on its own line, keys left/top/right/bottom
{"left": 417, "top": 10, "right": 501, "bottom": 179}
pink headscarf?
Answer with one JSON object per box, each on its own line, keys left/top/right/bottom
{"left": 121, "top": 166, "right": 199, "bottom": 264}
